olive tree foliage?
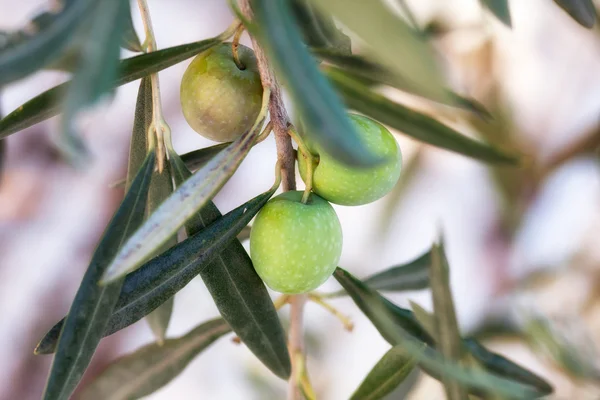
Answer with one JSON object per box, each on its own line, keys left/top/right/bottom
{"left": 0, "top": 0, "right": 595, "bottom": 399}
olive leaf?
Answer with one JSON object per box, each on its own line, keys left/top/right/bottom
{"left": 59, "top": 0, "right": 131, "bottom": 163}
{"left": 334, "top": 267, "right": 546, "bottom": 399}
{"left": 250, "top": 0, "right": 382, "bottom": 167}
{"left": 481, "top": 0, "right": 512, "bottom": 27}
{"left": 428, "top": 241, "right": 469, "bottom": 400}
{"left": 308, "top": 0, "right": 452, "bottom": 104}
{"left": 326, "top": 67, "right": 520, "bottom": 165}
{"left": 42, "top": 151, "right": 155, "bottom": 400}
{"left": 410, "top": 303, "right": 554, "bottom": 394}
{"left": 0, "top": 35, "right": 226, "bottom": 140}
{"left": 100, "top": 88, "right": 270, "bottom": 283}
{"left": 180, "top": 143, "right": 231, "bottom": 172}
{"left": 350, "top": 346, "right": 419, "bottom": 400}
{"left": 0, "top": 1, "right": 97, "bottom": 86}
{"left": 144, "top": 165, "right": 177, "bottom": 344}
{"left": 126, "top": 78, "right": 152, "bottom": 190}
{"left": 290, "top": 0, "right": 351, "bottom": 54}
{"left": 169, "top": 151, "right": 291, "bottom": 379}
{"left": 329, "top": 250, "right": 431, "bottom": 299}
{"left": 553, "top": 0, "right": 597, "bottom": 28}
{"left": 79, "top": 318, "right": 231, "bottom": 400}
{"left": 35, "top": 187, "right": 276, "bottom": 357}
{"left": 312, "top": 48, "right": 490, "bottom": 118}
{"left": 121, "top": 4, "right": 143, "bottom": 53}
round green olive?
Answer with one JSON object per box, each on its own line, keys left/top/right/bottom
{"left": 180, "top": 43, "right": 263, "bottom": 142}
{"left": 250, "top": 191, "right": 343, "bottom": 294}
{"left": 298, "top": 114, "right": 402, "bottom": 206}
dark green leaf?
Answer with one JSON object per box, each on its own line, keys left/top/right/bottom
{"left": 334, "top": 268, "right": 544, "bottom": 399}
{"left": 170, "top": 151, "right": 291, "bottom": 379}
{"left": 350, "top": 346, "right": 419, "bottom": 400}
{"left": 0, "top": 1, "right": 95, "bottom": 86}
{"left": 250, "top": 0, "right": 381, "bottom": 167}
{"left": 180, "top": 143, "right": 231, "bottom": 172}
{"left": 126, "top": 78, "right": 152, "bottom": 190}
{"left": 326, "top": 251, "right": 431, "bottom": 298}
{"left": 59, "top": 0, "right": 134, "bottom": 163}
{"left": 553, "top": 0, "right": 596, "bottom": 28}
{"left": 121, "top": 4, "right": 143, "bottom": 53}
{"left": 428, "top": 241, "right": 468, "bottom": 400}
{"left": 481, "top": 0, "right": 512, "bottom": 27}
{"left": 312, "top": 48, "right": 491, "bottom": 118}
{"left": 144, "top": 165, "right": 177, "bottom": 343}
{"left": 0, "top": 36, "right": 225, "bottom": 139}
{"left": 237, "top": 225, "right": 252, "bottom": 242}
{"left": 410, "top": 303, "right": 554, "bottom": 396}
{"left": 326, "top": 67, "right": 519, "bottom": 165}
{"left": 35, "top": 188, "right": 275, "bottom": 358}
{"left": 80, "top": 318, "right": 230, "bottom": 400}
{"left": 364, "top": 251, "right": 431, "bottom": 292}
{"left": 464, "top": 339, "right": 553, "bottom": 395}
{"left": 290, "top": 0, "right": 351, "bottom": 54}
{"left": 42, "top": 151, "right": 155, "bottom": 400}
{"left": 308, "top": 0, "right": 451, "bottom": 104}
{"left": 101, "top": 92, "right": 269, "bottom": 283}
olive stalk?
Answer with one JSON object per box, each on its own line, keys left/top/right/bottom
{"left": 137, "top": 0, "right": 170, "bottom": 171}
{"left": 237, "top": 1, "right": 305, "bottom": 398}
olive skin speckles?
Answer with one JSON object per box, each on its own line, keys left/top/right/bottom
{"left": 250, "top": 191, "right": 343, "bottom": 294}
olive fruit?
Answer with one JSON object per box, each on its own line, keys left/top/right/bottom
{"left": 250, "top": 191, "right": 343, "bottom": 294}
{"left": 298, "top": 114, "right": 402, "bottom": 206}
{"left": 180, "top": 43, "right": 263, "bottom": 142}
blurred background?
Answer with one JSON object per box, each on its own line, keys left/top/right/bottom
{"left": 2, "top": 0, "right": 600, "bottom": 399}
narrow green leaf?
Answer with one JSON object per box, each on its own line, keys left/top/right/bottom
{"left": 170, "top": 151, "right": 291, "bottom": 379}
{"left": 250, "top": 0, "right": 381, "bottom": 167}
{"left": 350, "top": 346, "right": 419, "bottom": 400}
{"left": 121, "top": 4, "right": 143, "bottom": 53}
{"left": 0, "top": 1, "right": 95, "bottom": 86}
{"left": 80, "top": 318, "right": 230, "bottom": 400}
{"left": 334, "top": 268, "right": 543, "bottom": 399}
{"left": 100, "top": 91, "right": 269, "bottom": 283}
{"left": 365, "top": 251, "right": 431, "bottom": 292}
{"left": 35, "top": 188, "right": 275, "bottom": 357}
{"left": 42, "top": 151, "right": 156, "bottom": 400}
{"left": 464, "top": 339, "right": 553, "bottom": 395}
{"left": 0, "top": 36, "right": 225, "bottom": 139}
{"left": 429, "top": 241, "right": 469, "bottom": 400}
{"left": 290, "top": 0, "right": 351, "bottom": 54}
{"left": 144, "top": 165, "right": 177, "bottom": 343}
{"left": 237, "top": 225, "right": 251, "bottom": 242}
{"left": 180, "top": 143, "right": 231, "bottom": 172}
{"left": 326, "top": 67, "right": 519, "bottom": 165}
{"left": 481, "top": 0, "right": 512, "bottom": 27}
{"left": 553, "top": 0, "right": 596, "bottom": 28}
{"left": 126, "top": 78, "right": 152, "bottom": 190}
{"left": 59, "top": 0, "right": 131, "bottom": 163}
{"left": 309, "top": 0, "right": 451, "bottom": 104}
{"left": 312, "top": 48, "right": 490, "bottom": 118}
{"left": 410, "top": 303, "right": 554, "bottom": 396}
{"left": 326, "top": 251, "right": 431, "bottom": 297}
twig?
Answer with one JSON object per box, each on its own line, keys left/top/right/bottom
{"left": 237, "top": 2, "right": 303, "bottom": 398}
{"left": 137, "top": 0, "right": 170, "bottom": 171}
{"left": 239, "top": 0, "right": 296, "bottom": 192}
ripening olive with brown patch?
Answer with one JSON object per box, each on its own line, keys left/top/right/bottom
{"left": 250, "top": 191, "right": 343, "bottom": 294}
{"left": 298, "top": 114, "right": 402, "bottom": 206}
{"left": 180, "top": 43, "right": 263, "bottom": 142}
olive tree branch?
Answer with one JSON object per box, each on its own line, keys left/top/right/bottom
{"left": 137, "top": 0, "right": 171, "bottom": 171}
{"left": 237, "top": 2, "right": 305, "bottom": 399}
{"left": 238, "top": 0, "right": 296, "bottom": 192}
